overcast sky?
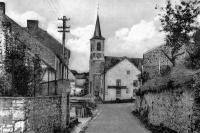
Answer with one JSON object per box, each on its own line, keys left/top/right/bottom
{"left": 2, "top": 0, "right": 178, "bottom": 72}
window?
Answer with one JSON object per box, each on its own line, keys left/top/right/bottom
{"left": 93, "top": 53, "right": 96, "bottom": 58}
{"left": 116, "top": 79, "right": 121, "bottom": 86}
{"left": 127, "top": 70, "right": 130, "bottom": 75}
{"left": 126, "top": 87, "right": 129, "bottom": 93}
{"left": 96, "top": 53, "right": 101, "bottom": 59}
{"left": 133, "top": 80, "right": 138, "bottom": 87}
{"left": 97, "top": 42, "right": 101, "bottom": 51}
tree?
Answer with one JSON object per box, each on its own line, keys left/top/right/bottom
{"left": 185, "top": 29, "right": 200, "bottom": 69}
{"left": 157, "top": 0, "right": 200, "bottom": 66}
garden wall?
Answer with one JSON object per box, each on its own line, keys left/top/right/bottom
{"left": 136, "top": 79, "right": 200, "bottom": 133}
{"left": 0, "top": 96, "right": 62, "bottom": 133}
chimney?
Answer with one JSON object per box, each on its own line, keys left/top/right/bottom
{"left": 0, "top": 2, "right": 5, "bottom": 14}
{"left": 27, "top": 20, "right": 39, "bottom": 31}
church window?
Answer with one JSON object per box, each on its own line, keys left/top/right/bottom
{"left": 127, "top": 70, "right": 130, "bottom": 75}
{"left": 97, "top": 42, "right": 101, "bottom": 51}
{"left": 133, "top": 80, "right": 138, "bottom": 87}
{"left": 97, "top": 53, "right": 101, "bottom": 59}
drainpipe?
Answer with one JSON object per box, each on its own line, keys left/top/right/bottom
{"left": 48, "top": 69, "right": 50, "bottom": 95}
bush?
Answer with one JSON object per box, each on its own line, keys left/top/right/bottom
{"left": 160, "top": 65, "right": 171, "bottom": 76}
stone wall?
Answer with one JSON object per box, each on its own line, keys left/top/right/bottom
{"left": 0, "top": 96, "right": 62, "bottom": 133}
{"left": 136, "top": 86, "right": 195, "bottom": 133}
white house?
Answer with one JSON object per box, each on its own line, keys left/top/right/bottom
{"left": 102, "top": 58, "right": 141, "bottom": 101}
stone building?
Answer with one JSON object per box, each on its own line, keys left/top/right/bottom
{"left": 143, "top": 44, "right": 187, "bottom": 79}
{"left": 0, "top": 2, "right": 71, "bottom": 96}
{"left": 89, "top": 14, "right": 142, "bottom": 101}
{"left": 25, "top": 19, "right": 71, "bottom": 95}
{"left": 0, "top": 2, "right": 71, "bottom": 132}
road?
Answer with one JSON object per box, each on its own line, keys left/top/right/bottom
{"left": 85, "top": 103, "right": 150, "bottom": 133}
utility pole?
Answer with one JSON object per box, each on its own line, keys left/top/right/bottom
{"left": 58, "top": 16, "right": 70, "bottom": 128}
{"left": 58, "top": 16, "right": 70, "bottom": 80}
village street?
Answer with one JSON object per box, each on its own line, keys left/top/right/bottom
{"left": 85, "top": 103, "right": 150, "bottom": 133}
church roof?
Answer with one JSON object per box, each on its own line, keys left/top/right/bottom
{"left": 104, "top": 56, "right": 143, "bottom": 73}
{"left": 91, "top": 14, "right": 105, "bottom": 40}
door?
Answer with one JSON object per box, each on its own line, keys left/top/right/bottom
{"left": 116, "top": 88, "right": 121, "bottom": 98}
{"left": 116, "top": 79, "right": 121, "bottom": 99}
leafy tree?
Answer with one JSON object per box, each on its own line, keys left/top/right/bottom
{"left": 4, "top": 33, "right": 32, "bottom": 96}
{"left": 157, "top": 0, "right": 200, "bottom": 66}
{"left": 32, "top": 55, "right": 43, "bottom": 96}
{"left": 185, "top": 29, "right": 200, "bottom": 69}
{"left": 139, "top": 71, "right": 149, "bottom": 84}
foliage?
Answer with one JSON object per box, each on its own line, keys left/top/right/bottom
{"left": 139, "top": 71, "right": 149, "bottom": 84}
{"left": 160, "top": 65, "right": 171, "bottom": 76}
{"left": 185, "top": 30, "right": 200, "bottom": 69}
{"left": 0, "top": 73, "right": 12, "bottom": 96}
{"left": 157, "top": 0, "right": 200, "bottom": 66}
{"left": 31, "top": 55, "right": 43, "bottom": 96}
{"left": 3, "top": 29, "right": 42, "bottom": 96}
{"left": 4, "top": 33, "right": 33, "bottom": 96}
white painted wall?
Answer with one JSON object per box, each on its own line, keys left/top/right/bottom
{"left": 42, "top": 69, "right": 56, "bottom": 82}
{"left": 104, "top": 59, "right": 141, "bottom": 101}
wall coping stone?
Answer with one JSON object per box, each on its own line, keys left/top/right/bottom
{"left": 0, "top": 96, "right": 62, "bottom": 99}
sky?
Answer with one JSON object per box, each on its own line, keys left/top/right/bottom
{"left": 1, "top": 0, "right": 179, "bottom": 72}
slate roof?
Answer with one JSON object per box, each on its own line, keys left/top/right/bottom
{"left": 91, "top": 14, "right": 105, "bottom": 40}
{"left": 3, "top": 15, "right": 56, "bottom": 70}
{"left": 25, "top": 24, "right": 70, "bottom": 66}
{"left": 104, "top": 56, "right": 143, "bottom": 72}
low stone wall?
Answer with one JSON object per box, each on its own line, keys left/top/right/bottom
{"left": 0, "top": 96, "right": 62, "bottom": 133}
{"left": 136, "top": 86, "right": 195, "bottom": 133}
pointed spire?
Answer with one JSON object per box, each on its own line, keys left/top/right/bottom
{"left": 91, "top": 14, "right": 105, "bottom": 40}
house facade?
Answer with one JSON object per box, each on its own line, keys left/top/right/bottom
{"left": 103, "top": 58, "right": 141, "bottom": 101}
{"left": 89, "top": 14, "right": 142, "bottom": 101}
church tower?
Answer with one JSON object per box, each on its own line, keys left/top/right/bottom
{"left": 89, "top": 14, "right": 105, "bottom": 97}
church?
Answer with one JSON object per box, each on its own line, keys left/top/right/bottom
{"left": 89, "top": 14, "right": 142, "bottom": 102}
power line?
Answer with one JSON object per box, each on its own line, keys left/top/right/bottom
{"left": 44, "top": 0, "right": 59, "bottom": 17}
{"left": 56, "top": 0, "right": 65, "bottom": 15}
{"left": 50, "top": 0, "right": 62, "bottom": 16}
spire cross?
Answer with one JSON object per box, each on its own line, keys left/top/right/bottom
{"left": 97, "top": 2, "right": 100, "bottom": 14}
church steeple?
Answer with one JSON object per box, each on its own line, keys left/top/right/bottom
{"left": 91, "top": 14, "right": 105, "bottom": 40}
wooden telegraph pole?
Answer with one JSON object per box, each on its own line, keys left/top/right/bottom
{"left": 58, "top": 16, "right": 70, "bottom": 80}
{"left": 58, "top": 16, "right": 70, "bottom": 128}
